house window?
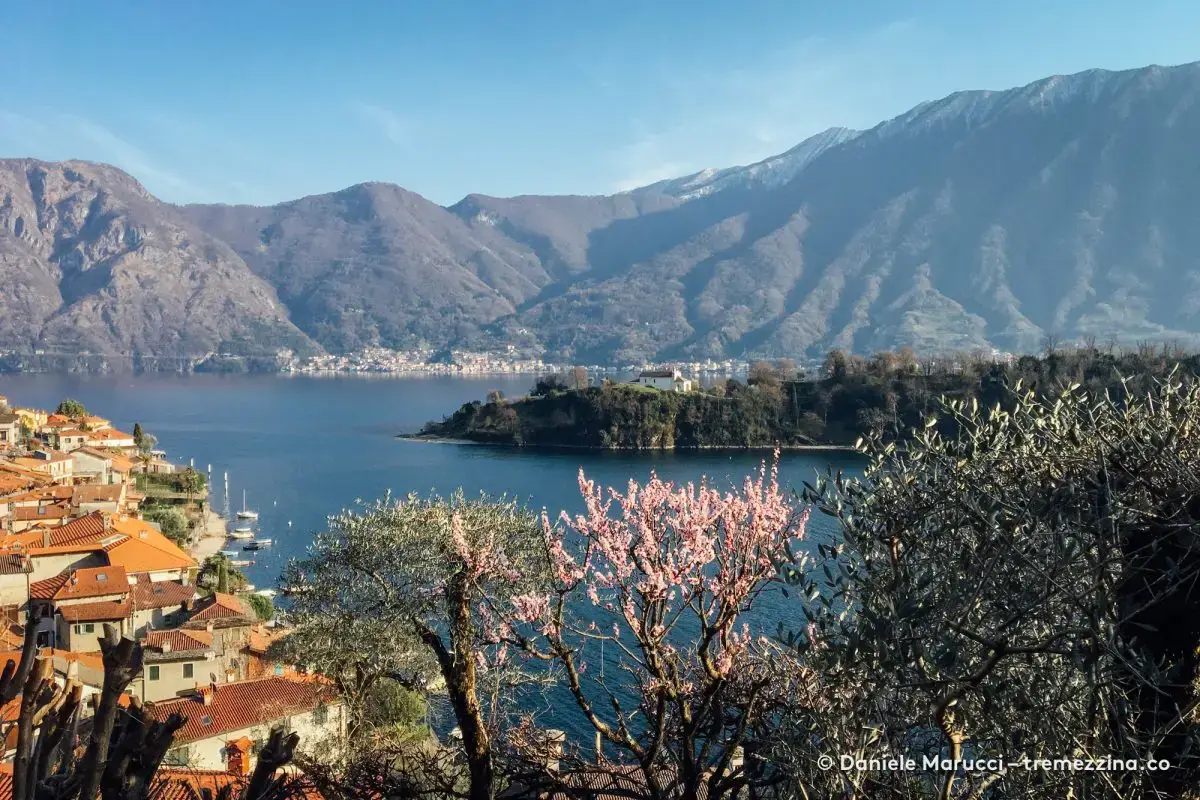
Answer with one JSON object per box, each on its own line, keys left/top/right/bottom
{"left": 149, "top": 666, "right": 160, "bottom": 681}
{"left": 74, "top": 625, "right": 81, "bottom": 635}
{"left": 163, "top": 746, "right": 189, "bottom": 767}
{"left": 183, "top": 663, "right": 193, "bottom": 679}
{"left": 84, "top": 623, "right": 95, "bottom": 633}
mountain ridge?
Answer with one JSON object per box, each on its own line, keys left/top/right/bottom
{"left": 4, "top": 59, "right": 1200, "bottom": 367}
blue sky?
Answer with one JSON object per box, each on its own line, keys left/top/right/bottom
{"left": 2, "top": 1, "right": 1198, "bottom": 206}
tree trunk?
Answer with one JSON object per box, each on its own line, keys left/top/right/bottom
{"left": 415, "top": 571, "right": 493, "bottom": 800}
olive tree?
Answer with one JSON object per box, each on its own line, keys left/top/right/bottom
{"left": 282, "top": 492, "right": 552, "bottom": 800}
{"left": 785, "top": 377, "right": 1200, "bottom": 799}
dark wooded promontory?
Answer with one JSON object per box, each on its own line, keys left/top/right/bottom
{"left": 411, "top": 345, "right": 1200, "bottom": 450}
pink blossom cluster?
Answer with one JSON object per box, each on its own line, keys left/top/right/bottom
{"left": 527, "top": 452, "right": 807, "bottom": 673}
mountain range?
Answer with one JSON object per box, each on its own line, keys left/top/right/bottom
{"left": 4, "top": 60, "right": 1200, "bottom": 368}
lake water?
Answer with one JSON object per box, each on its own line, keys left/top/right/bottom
{"left": 0, "top": 373, "right": 864, "bottom": 739}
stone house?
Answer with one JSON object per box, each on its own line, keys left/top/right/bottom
{"left": 135, "top": 628, "right": 220, "bottom": 702}
{"left": 28, "top": 565, "right": 132, "bottom": 651}
{"left": 0, "top": 414, "right": 20, "bottom": 450}
{"left": 183, "top": 593, "right": 259, "bottom": 681}
{"left": 71, "top": 448, "right": 116, "bottom": 485}
{"left": 152, "top": 677, "right": 345, "bottom": 771}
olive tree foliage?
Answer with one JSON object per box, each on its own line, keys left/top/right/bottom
{"left": 267, "top": 611, "right": 430, "bottom": 747}
{"left": 282, "top": 492, "right": 553, "bottom": 800}
{"left": 781, "top": 376, "right": 1200, "bottom": 799}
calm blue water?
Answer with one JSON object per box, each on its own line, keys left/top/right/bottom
{"left": 0, "top": 373, "right": 863, "bottom": 739}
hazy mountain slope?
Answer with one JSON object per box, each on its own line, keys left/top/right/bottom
{"left": 0, "top": 159, "right": 312, "bottom": 360}
{"left": 634, "top": 127, "right": 862, "bottom": 202}
{"left": 513, "top": 62, "right": 1200, "bottom": 361}
{"left": 183, "top": 183, "right": 552, "bottom": 352}
{"left": 8, "top": 61, "right": 1200, "bottom": 366}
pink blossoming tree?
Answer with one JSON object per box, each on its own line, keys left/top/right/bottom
{"left": 494, "top": 454, "right": 811, "bottom": 800}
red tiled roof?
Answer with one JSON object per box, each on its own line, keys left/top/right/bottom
{"left": 151, "top": 769, "right": 324, "bottom": 800}
{"left": 145, "top": 677, "right": 336, "bottom": 744}
{"left": 88, "top": 429, "right": 135, "bottom": 442}
{"left": 30, "top": 566, "right": 128, "bottom": 601}
{"left": 0, "top": 554, "right": 30, "bottom": 576}
{"left": 130, "top": 576, "right": 195, "bottom": 610}
{"left": 105, "top": 517, "right": 196, "bottom": 573}
{"left": 186, "top": 593, "right": 252, "bottom": 624}
{"left": 244, "top": 625, "right": 288, "bottom": 655}
{"left": 11, "top": 502, "right": 70, "bottom": 521}
{"left": 553, "top": 766, "right": 709, "bottom": 800}
{"left": 144, "top": 628, "right": 213, "bottom": 652}
{"left": 58, "top": 599, "right": 131, "bottom": 622}
{"left": 46, "top": 512, "right": 107, "bottom": 546}
{"left": 2, "top": 486, "right": 73, "bottom": 504}
{"left": 72, "top": 484, "right": 123, "bottom": 505}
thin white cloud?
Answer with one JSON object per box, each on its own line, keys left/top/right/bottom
{"left": 608, "top": 19, "right": 923, "bottom": 192}
{"left": 63, "top": 114, "right": 203, "bottom": 197}
{"left": 351, "top": 102, "right": 410, "bottom": 147}
{"left": 0, "top": 108, "right": 49, "bottom": 152}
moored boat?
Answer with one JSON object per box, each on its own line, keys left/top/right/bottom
{"left": 236, "top": 490, "right": 259, "bottom": 520}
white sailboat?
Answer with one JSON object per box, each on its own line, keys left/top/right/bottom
{"left": 236, "top": 490, "right": 259, "bottom": 520}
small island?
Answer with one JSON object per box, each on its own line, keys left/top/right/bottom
{"left": 407, "top": 346, "right": 1200, "bottom": 451}
{"left": 409, "top": 354, "right": 959, "bottom": 450}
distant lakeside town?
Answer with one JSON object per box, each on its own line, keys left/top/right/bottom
{"left": 283, "top": 346, "right": 759, "bottom": 378}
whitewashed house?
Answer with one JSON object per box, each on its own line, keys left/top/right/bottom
{"left": 635, "top": 368, "right": 693, "bottom": 392}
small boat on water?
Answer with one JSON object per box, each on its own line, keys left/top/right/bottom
{"left": 280, "top": 584, "right": 311, "bottom": 596}
{"left": 254, "top": 588, "right": 278, "bottom": 598}
{"left": 228, "top": 527, "right": 254, "bottom": 540}
{"left": 220, "top": 549, "right": 238, "bottom": 557}
{"left": 236, "top": 490, "right": 259, "bottom": 520}
{"left": 253, "top": 538, "right": 273, "bottom": 546}
{"left": 230, "top": 559, "right": 254, "bottom": 567}
{"left": 243, "top": 541, "right": 264, "bottom": 551}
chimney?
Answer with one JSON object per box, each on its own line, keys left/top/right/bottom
{"left": 542, "top": 729, "right": 566, "bottom": 773}
{"left": 42, "top": 529, "right": 50, "bottom": 548}
{"left": 160, "top": 640, "right": 171, "bottom": 654}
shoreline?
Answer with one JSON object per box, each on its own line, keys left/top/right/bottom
{"left": 396, "top": 434, "right": 860, "bottom": 453}
{"left": 190, "top": 509, "right": 228, "bottom": 562}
